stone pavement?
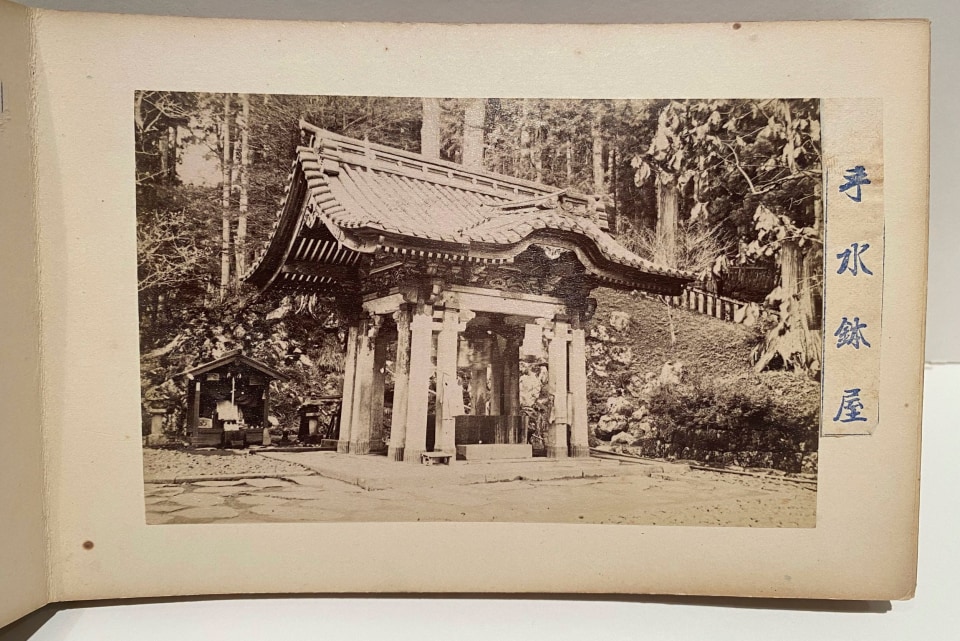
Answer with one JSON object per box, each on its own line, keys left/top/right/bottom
{"left": 253, "top": 451, "right": 681, "bottom": 490}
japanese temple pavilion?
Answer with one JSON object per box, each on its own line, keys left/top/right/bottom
{"left": 244, "top": 122, "right": 693, "bottom": 463}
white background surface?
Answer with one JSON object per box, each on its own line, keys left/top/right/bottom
{"left": 2, "top": 0, "right": 954, "bottom": 638}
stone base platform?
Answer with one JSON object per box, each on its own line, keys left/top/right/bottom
{"left": 256, "top": 451, "right": 684, "bottom": 491}
{"left": 456, "top": 444, "right": 532, "bottom": 461}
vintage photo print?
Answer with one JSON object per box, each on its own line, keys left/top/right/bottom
{"left": 137, "top": 93, "right": 825, "bottom": 527}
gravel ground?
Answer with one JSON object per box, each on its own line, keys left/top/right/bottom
{"left": 142, "top": 448, "right": 310, "bottom": 481}
{"left": 144, "top": 464, "right": 816, "bottom": 527}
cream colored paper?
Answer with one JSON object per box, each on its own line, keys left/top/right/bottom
{"left": 22, "top": 13, "right": 927, "bottom": 604}
{"left": 822, "top": 98, "right": 884, "bottom": 435}
{"left": 0, "top": 0, "right": 49, "bottom": 628}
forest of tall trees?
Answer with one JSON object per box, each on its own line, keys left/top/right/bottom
{"left": 135, "top": 93, "right": 822, "bottom": 429}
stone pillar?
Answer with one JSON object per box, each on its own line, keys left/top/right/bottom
{"left": 546, "top": 319, "right": 570, "bottom": 458}
{"left": 402, "top": 306, "right": 434, "bottom": 462}
{"left": 149, "top": 407, "right": 165, "bottom": 437}
{"left": 190, "top": 379, "right": 201, "bottom": 445}
{"left": 568, "top": 326, "right": 590, "bottom": 457}
{"left": 147, "top": 407, "right": 166, "bottom": 446}
{"left": 369, "top": 326, "right": 389, "bottom": 452}
{"left": 262, "top": 382, "right": 271, "bottom": 431}
{"left": 488, "top": 337, "right": 504, "bottom": 417}
{"left": 467, "top": 339, "right": 490, "bottom": 416}
{"left": 434, "top": 307, "right": 461, "bottom": 457}
{"left": 502, "top": 336, "right": 521, "bottom": 418}
{"left": 349, "top": 315, "right": 379, "bottom": 455}
{"left": 388, "top": 306, "right": 411, "bottom": 462}
{"left": 337, "top": 324, "right": 360, "bottom": 453}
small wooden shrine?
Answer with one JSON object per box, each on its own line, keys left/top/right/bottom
{"left": 179, "top": 350, "right": 287, "bottom": 447}
{"left": 244, "top": 123, "right": 693, "bottom": 463}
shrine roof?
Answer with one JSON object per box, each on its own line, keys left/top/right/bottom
{"left": 179, "top": 349, "right": 288, "bottom": 381}
{"left": 244, "top": 123, "right": 694, "bottom": 294}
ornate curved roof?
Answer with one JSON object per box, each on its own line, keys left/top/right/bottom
{"left": 244, "top": 123, "right": 694, "bottom": 296}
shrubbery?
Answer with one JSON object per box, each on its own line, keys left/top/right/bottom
{"left": 641, "top": 375, "right": 819, "bottom": 472}
{"left": 649, "top": 378, "right": 773, "bottom": 436}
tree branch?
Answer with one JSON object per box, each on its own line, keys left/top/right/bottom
{"left": 721, "top": 141, "right": 757, "bottom": 194}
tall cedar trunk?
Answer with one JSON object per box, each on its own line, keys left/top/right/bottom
{"left": 798, "top": 245, "right": 817, "bottom": 329}
{"left": 607, "top": 148, "right": 615, "bottom": 189}
{"left": 158, "top": 131, "right": 168, "bottom": 179}
{"left": 134, "top": 92, "right": 144, "bottom": 129}
{"left": 802, "top": 180, "right": 824, "bottom": 330}
{"left": 519, "top": 99, "right": 531, "bottom": 179}
{"left": 779, "top": 240, "right": 820, "bottom": 369}
{"left": 462, "top": 98, "right": 485, "bottom": 170}
{"left": 533, "top": 129, "right": 544, "bottom": 183}
{"left": 608, "top": 147, "right": 618, "bottom": 232}
{"left": 236, "top": 94, "right": 250, "bottom": 278}
{"left": 228, "top": 108, "right": 240, "bottom": 287}
{"left": 591, "top": 118, "right": 604, "bottom": 195}
{"left": 420, "top": 98, "right": 441, "bottom": 158}
{"left": 656, "top": 175, "right": 679, "bottom": 266}
{"left": 148, "top": 289, "right": 158, "bottom": 328}
{"left": 169, "top": 126, "right": 178, "bottom": 181}
{"left": 780, "top": 239, "right": 800, "bottom": 303}
{"left": 565, "top": 141, "right": 573, "bottom": 184}
{"left": 754, "top": 233, "right": 822, "bottom": 376}
{"left": 781, "top": 182, "right": 823, "bottom": 371}
{"left": 753, "top": 169, "right": 823, "bottom": 377}
{"left": 219, "top": 94, "right": 232, "bottom": 301}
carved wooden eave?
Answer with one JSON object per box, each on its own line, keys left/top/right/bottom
{"left": 243, "top": 123, "right": 695, "bottom": 301}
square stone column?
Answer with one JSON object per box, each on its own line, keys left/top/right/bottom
{"left": 467, "top": 338, "right": 491, "bottom": 416}
{"left": 349, "top": 315, "right": 380, "bottom": 455}
{"left": 402, "top": 306, "right": 434, "bottom": 462}
{"left": 568, "top": 327, "right": 590, "bottom": 457}
{"left": 369, "top": 326, "right": 389, "bottom": 452}
{"left": 546, "top": 319, "right": 570, "bottom": 458}
{"left": 434, "top": 307, "right": 461, "bottom": 457}
{"left": 261, "top": 383, "right": 271, "bottom": 430}
{"left": 501, "top": 335, "right": 521, "bottom": 418}
{"left": 189, "top": 379, "right": 202, "bottom": 444}
{"left": 149, "top": 407, "right": 165, "bottom": 437}
{"left": 146, "top": 407, "right": 167, "bottom": 446}
{"left": 337, "top": 324, "right": 360, "bottom": 453}
{"left": 488, "top": 337, "right": 503, "bottom": 417}
{"left": 387, "top": 306, "right": 411, "bottom": 461}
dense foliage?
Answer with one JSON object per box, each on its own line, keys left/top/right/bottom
{"left": 644, "top": 375, "right": 819, "bottom": 472}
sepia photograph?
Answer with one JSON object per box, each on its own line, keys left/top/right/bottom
{"left": 137, "top": 93, "right": 823, "bottom": 527}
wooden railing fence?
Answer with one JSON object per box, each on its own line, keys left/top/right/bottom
{"left": 650, "top": 286, "right": 769, "bottom": 326}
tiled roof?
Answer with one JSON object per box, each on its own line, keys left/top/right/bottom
{"left": 324, "top": 161, "right": 508, "bottom": 242}
{"left": 245, "top": 125, "right": 694, "bottom": 292}
{"left": 460, "top": 208, "right": 681, "bottom": 277}
{"left": 178, "top": 349, "right": 288, "bottom": 381}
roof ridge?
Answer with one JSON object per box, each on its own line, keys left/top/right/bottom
{"left": 482, "top": 190, "right": 568, "bottom": 211}
{"left": 299, "top": 119, "right": 592, "bottom": 203}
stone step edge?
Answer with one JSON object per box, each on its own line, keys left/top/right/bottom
{"left": 144, "top": 471, "right": 318, "bottom": 484}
